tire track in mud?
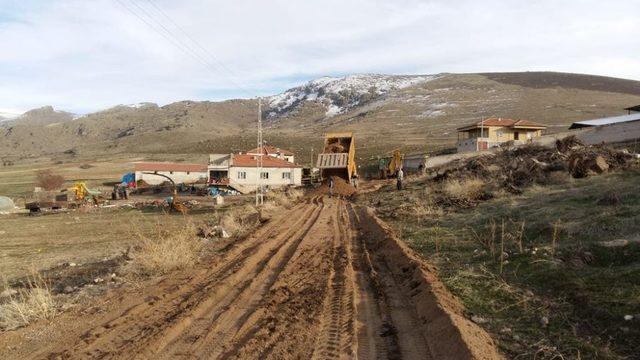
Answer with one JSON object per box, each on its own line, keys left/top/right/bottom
{"left": 41, "top": 201, "right": 319, "bottom": 359}
{"left": 311, "top": 200, "right": 355, "bottom": 360}
{"left": 8, "top": 197, "right": 502, "bottom": 360}
{"left": 165, "top": 200, "right": 326, "bottom": 358}
{"left": 346, "top": 203, "right": 400, "bottom": 359}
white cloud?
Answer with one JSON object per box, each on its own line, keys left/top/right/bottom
{"left": 0, "top": 0, "right": 638, "bottom": 113}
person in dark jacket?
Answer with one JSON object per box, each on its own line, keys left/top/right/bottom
{"left": 329, "top": 177, "right": 335, "bottom": 198}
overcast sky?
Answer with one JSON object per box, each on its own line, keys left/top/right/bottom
{"left": 1, "top": 0, "right": 639, "bottom": 115}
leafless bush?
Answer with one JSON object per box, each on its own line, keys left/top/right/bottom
{"left": 442, "top": 178, "right": 486, "bottom": 200}
{"left": 35, "top": 169, "right": 65, "bottom": 190}
{"left": 0, "top": 274, "right": 56, "bottom": 330}
{"left": 125, "top": 222, "right": 203, "bottom": 276}
{"left": 265, "top": 188, "right": 303, "bottom": 209}
{"left": 220, "top": 204, "right": 259, "bottom": 237}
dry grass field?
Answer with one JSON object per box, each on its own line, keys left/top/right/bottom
{"left": 0, "top": 208, "right": 214, "bottom": 282}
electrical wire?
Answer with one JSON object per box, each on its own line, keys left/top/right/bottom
{"left": 115, "top": 0, "right": 253, "bottom": 97}
{"left": 145, "top": 0, "right": 249, "bottom": 92}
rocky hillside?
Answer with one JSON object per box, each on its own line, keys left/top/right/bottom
{"left": 266, "top": 74, "right": 437, "bottom": 118}
{"left": 2, "top": 72, "right": 640, "bottom": 161}
{"left": 5, "top": 106, "right": 74, "bottom": 126}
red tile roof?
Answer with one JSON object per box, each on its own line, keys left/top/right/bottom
{"left": 232, "top": 154, "right": 301, "bottom": 168}
{"left": 247, "top": 145, "right": 294, "bottom": 156}
{"left": 134, "top": 162, "right": 207, "bottom": 172}
{"left": 457, "top": 117, "right": 546, "bottom": 131}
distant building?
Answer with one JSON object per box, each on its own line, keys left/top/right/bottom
{"left": 228, "top": 154, "right": 302, "bottom": 192}
{"left": 246, "top": 145, "right": 295, "bottom": 163}
{"left": 569, "top": 113, "right": 640, "bottom": 129}
{"left": 134, "top": 162, "right": 208, "bottom": 185}
{"left": 207, "top": 146, "right": 302, "bottom": 193}
{"left": 402, "top": 153, "right": 429, "bottom": 174}
{"left": 457, "top": 117, "right": 547, "bottom": 153}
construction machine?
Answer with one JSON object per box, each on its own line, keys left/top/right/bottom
{"left": 379, "top": 149, "right": 404, "bottom": 179}
{"left": 68, "top": 182, "right": 103, "bottom": 205}
{"left": 316, "top": 132, "right": 357, "bottom": 186}
{"left": 142, "top": 172, "right": 188, "bottom": 214}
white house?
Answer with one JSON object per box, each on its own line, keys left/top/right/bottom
{"left": 228, "top": 153, "right": 302, "bottom": 192}
{"left": 247, "top": 145, "right": 295, "bottom": 163}
{"left": 134, "top": 162, "right": 208, "bottom": 185}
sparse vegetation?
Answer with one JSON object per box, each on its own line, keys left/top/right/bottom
{"left": 35, "top": 169, "right": 65, "bottom": 191}
{"left": 363, "top": 168, "right": 640, "bottom": 358}
{"left": 125, "top": 221, "right": 204, "bottom": 276}
{"left": 441, "top": 178, "right": 486, "bottom": 200}
{"left": 0, "top": 274, "right": 56, "bottom": 330}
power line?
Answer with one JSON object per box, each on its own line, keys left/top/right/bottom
{"left": 116, "top": 0, "right": 253, "bottom": 97}
{"left": 144, "top": 0, "right": 249, "bottom": 93}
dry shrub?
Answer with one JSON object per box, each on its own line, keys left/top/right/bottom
{"left": 442, "top": 178, "right": 486, "bottom": 200}
{"left": 546, "top": 170, "right": 571, "bottom": 185}
{"left": 35, "top": 169, "right": 65, "bottom": 190}
{"left": 0, "top": 274, "right": 56, "bottom": 330}
{"left": 220, "top": 204, "right": 259, "bottom": 237}
{"left": 265, "top": 188, "right": 303, "bottom": 209}
{"left": 126, "top": 222, "right": 203, "bottom": 276}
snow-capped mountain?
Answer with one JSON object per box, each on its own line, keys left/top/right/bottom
{"left": 267, "top": 74, "right": 438, "bottom": 118}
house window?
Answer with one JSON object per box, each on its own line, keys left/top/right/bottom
{"left": 261, "top": 172, "right": 269, "bottom": 179}
{"left": 237, "top": 171, "right": 247, "bottom": 180}
{"left": 282, "top": 172, "right": 291, "bottom": 180}
{"left": 187, "top": 171, "right": 190, "bottom": 175}
{"left": 169, "top": 171, "right": 174, "bottom": 175}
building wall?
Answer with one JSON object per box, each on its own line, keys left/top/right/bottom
{"left": 135, "top": 171, "right": 208, "bottom": 185}
{"left": 459, "top": 127, "right": 542, "bottom": 152}
{"left": 403, "top": 155, "right": 428, "bottom": 173}
{"left": 229, "top": 166, "right": 302, "bottom": 190}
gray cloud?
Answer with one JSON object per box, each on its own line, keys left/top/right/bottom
{"left": 0, "top": 0, "right": 638, "bottom": 113}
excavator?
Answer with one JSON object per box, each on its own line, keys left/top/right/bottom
{"left": 68, "top": 182, "right": 103, "bottom": 205}
{"left": 379, "top": 149, "right": 403, "bottom": 179}
{"left": 142, "top": 172, "right": 188, "bottom": 214}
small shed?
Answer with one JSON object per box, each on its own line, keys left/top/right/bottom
{"left": 403, "top": 153, "right": 429, "bottom": 174}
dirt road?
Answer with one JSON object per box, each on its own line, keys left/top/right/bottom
{"left": 1, "top": 197, "right": 500, "bottom": 359}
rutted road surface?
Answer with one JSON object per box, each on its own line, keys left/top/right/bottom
{"left": 1, "top": 197, "right": 501, "bottom": 359}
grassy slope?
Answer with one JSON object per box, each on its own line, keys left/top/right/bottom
{"left": 361, "top": 170, "right": 640, "bottom": 359}
{"left": 3, "top": 72, "right": 640, "bottom": 163}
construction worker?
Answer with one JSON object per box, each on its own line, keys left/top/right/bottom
{"left": 329, "top": 177, "right": 335, "bottom": 198}
{"left": 396, "top": 167, "right": 404, "bottom": 191}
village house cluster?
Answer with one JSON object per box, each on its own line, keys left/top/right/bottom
{"left": 134, "top": 145, "right": 302, "bottom": 194}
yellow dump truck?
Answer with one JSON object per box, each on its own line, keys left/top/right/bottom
{"left": 316, "top": 132, "right": 357, "bottom": 185}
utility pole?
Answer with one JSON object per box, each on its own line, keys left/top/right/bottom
{"left": 310, "top": 147, "right": 314, "bottom": 167}
{"left": 256, "top": 98, "right": 263, "bottom": 206}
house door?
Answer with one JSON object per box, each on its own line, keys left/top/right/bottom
{"left": 514, "top": 132, "right": 520, "bottom": 140}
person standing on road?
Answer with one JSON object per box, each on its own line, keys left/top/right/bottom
{"left": 396, "top": 167, "right": 404, "bottom": 191}
{"left": 329, "top": 177, "right": 335, "bottom": 198}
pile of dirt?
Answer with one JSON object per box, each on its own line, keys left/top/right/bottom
{"left": 433, "top": 139, "right": 636, "bottom": 193}
{"left": 308, "top": 176, "right": 357, "bottom": 197}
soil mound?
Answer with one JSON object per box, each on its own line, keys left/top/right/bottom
{"left": 432, "top": 140, "right": 635, "bottom": 193}
{"left": 308, "top": 176, "right": 357, "bottom": 197}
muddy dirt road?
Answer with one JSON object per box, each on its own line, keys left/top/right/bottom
{"left": 1, "top": 197, "right": 500, "bottom": 359}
